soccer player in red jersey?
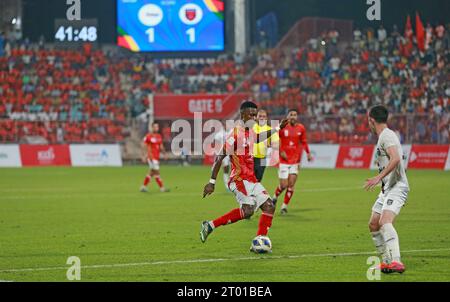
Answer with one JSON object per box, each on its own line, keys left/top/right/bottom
{"left": 200, "top": 101, "right": 288, "bottom": 252}
{"left": 273, "top": 109, "right": 312, "bottom": 215}
{"left": 140, "top": 122, "right": 169, "bottom": 193}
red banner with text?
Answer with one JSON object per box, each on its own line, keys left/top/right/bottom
{"left": 408, "top": 145, "right": 450, "bottom": 169}
{"left": 154, "top": 94, "right": 249, "bottom": 119}
{"left": 19, "top": 145, "right": 71, "bottom": 167}
{"left": 335, "top": 145, "right": 375, "bottom": 169}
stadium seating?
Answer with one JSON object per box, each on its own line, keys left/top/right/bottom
{"left": 243, "top": 25, "right": 449, "bottom": 144}
{"left": 0, "top": 23, "right": 448, "bottom": 144}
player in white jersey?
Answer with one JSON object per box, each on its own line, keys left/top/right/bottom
{"left": 214, "top": 126, "right": 231, "bottom": 191}
{"left": 365, "top": 105, "right": 409, "bottom": 274}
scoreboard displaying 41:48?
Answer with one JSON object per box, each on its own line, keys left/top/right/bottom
{"left": 117, "top": 0, "right": 225, "bottom": 52}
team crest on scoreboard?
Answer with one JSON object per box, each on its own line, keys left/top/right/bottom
{"left": 185, "top": 9, "right": 196, "bottom": 21}
{"left": 138, "top": 4, "right": 164, "bottom": 27}
{"left": 179, "top": 3, "right": 203, "bottom": 25}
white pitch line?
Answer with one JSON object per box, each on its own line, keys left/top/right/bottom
{"left": 1, "top": 248, "right": 449, "bottom": 274}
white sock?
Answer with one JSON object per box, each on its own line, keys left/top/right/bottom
{"left": 371, "top": 231, "right": 389, "bottom": 263}
{"left": 223, "top": 173, "right": 229, "bottom": 189}
{"left": 380, "top": 223, "right": 401, "bottom": 263}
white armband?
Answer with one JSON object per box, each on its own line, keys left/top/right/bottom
{"left": 209, "top": 179, "right": 216, "bottom": 185}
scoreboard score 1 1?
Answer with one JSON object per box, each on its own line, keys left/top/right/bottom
{"left": 117, "top": 0, "right": 225, "bottom": 52}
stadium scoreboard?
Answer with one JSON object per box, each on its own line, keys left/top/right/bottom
{"left": 117, "top": 0, "right": 225, "bottom": 52}
{"left": 54, "top": 19, "right": 99, "bottom": 43}
{"left": 23, "top": 0, "right": 226, "bottom": 52}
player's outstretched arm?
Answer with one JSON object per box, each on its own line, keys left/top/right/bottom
{"left": 364, "top": 146, "right": 401, "bottom": 191}
{"left": 256, "top": 119, "right": 289, "bottom": 143}
{"left": 203, "top": 149, "right": 227, "bottom": 198}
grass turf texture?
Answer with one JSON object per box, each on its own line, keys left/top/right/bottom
{"left": 0, "top": 166, "right": 449, "bottom": 282}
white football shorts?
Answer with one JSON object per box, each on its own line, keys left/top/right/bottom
{"left": 278, "top": 163, "right": 299, "bottom": 179}
{"left": 228, "top": 180, "right": 271, "bottom": 210}
{"left": 147, "top": 159, "right": 160, "bottom": 171}
{"left": 372, "top": 184, "right": 409, "bottom": 215}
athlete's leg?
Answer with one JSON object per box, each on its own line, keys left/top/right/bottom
{"left": 283, "top": 174, "right": 297, "bottom": 206}
{"left": 274, "top": 164, "right": 289, "bottom": 205}
{"left": 273, "top": 178, "right": 287, "bottom": 205}
{"left": 140, "top": 164, "right": 152, "bottom": 192}
{"left": 255, "top": 163, "right": 266, "bottom": 182}
{"left": 200, "top": 182, "right": 254, "bottom": 243}
{"left": 369, "top": 211, "right": 389, "bottom": 264}
{"left": 258, "top": 164, "right": 266, "bottom": 182}
{"left": 379, "top": 210, "right": 401, "bottom": 263}
{"left": 142, "top": 168, "right": 152, "bottom": 186}
{"left": 257, "top": 198, "right": 275, "bottom": 236}
{"left": 253, "top": 158, "right": 266, "bottom": 182}
{"left": 151, "top": 169, "right": 168, "bottom": 192}
{"left": 212, "top": 205, "right": 250, "bottom": 228}
{"left": 378, "top": 187, "right": 407, "bottom": 272}
{"left": 200, "top": 206, "right": 245, "bottom": 243}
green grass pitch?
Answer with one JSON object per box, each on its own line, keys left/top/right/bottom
{"left": 0, "top": 166, "right": 449, "bottom": 282}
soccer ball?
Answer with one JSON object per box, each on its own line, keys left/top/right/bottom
{"left": 251, "top": 236, "right": 272, "bottom": 254}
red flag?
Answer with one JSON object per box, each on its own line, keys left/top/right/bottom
{"left": 405, "top": 15, "right": 413, "bottom": 41}
{"left": 416, "top": 12, "right": 425, "bottom": 52}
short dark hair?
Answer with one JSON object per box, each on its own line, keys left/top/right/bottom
{"left": 240, "top": 101, "right": 258, "bottom": 111}
{"left": 369, "top": 105, "right": 389, "bottom": 123}
{"left": 288, "top": 108, "right": 298, "bottom": 114}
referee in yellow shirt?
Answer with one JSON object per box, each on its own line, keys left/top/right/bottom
{"left": 253, "top": 109, "right": 279, "bottom": 182}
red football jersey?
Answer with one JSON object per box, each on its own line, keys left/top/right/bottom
{"left": 279, "top": 123, "right": 310, "bottom": 164}
{"left": 225, "top": 126, "right": 258, "bottom": 183}
{"left": 143, "top": 133, "right": 162, "bottom": 160}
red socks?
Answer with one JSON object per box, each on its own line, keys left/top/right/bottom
{"left": 274, "top": 185, "right": 283, "bottom": 198}
{"left": 143, "top": 175, "right": 165, "bottom": 189}
{"left": 155, "top": 176, "right": 164, "bottom": 189}
{"left": 211, "top": 209, "right": 274, "bottom": 236}
{"left": 257, "top": 213, "right": 273, "bottom": 236}
{"left": 212, "top": 208, "right": 244, "bottom": 228}
{"left": 284, "top": 188, "right": 294, "bottom": 205}
{"left": 143, "top": 175, "right": 151, "bottom": 186}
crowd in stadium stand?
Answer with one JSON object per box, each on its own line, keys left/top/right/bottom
{"left": 245, "top": 24, "right": 449, "bottom": 144}
{"left": 0, "top": 32, "right": 254, "bottom": 143}
{"left": 0, "top": 21, "right": 449, "bottom": 145}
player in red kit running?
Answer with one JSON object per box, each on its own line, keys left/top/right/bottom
{"left": 273, "top": 109, "right": 312, "bottom": 215}
{"left": 140, "top": 122, "right": 170, "bottom": 193}
{"left": 200, "top": 101, "right": 288, "bottom": 252}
